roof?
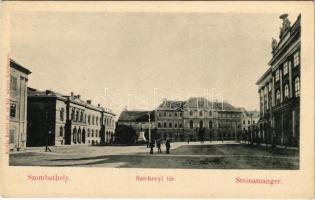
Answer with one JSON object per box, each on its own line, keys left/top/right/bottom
{"left": 118, "top": 110, "right": 155, "bottom": 122}
{"left": 184, "top": 97, "right": 240, "bottom": 111}
{"left": 10, "top": 59, "right": 31, "bottom": 75}
{"left": 241, "top": 108, "right": 260, "bottom": 118}
{"left": 156, "top": 100, "right": 185, "bottom": 111}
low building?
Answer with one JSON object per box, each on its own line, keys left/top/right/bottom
{"left": 9, "top": 59, "right": 31, "bottom": 151}
{"left": 27, "top": 89, "right": 115, "bottom": 146}
{"left": 256, "top": 14, "right": 300, "bottom": 147}
{"left": 240, "top": 109, "right": 260, "bottom": 132}
{"left": 117, "top": 110, "right": 155, "bottom": 141}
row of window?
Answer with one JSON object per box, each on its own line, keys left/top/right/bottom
{"left": 158, "top": 120, "right": 239, "bottom": 129}
{"left": 275, "top": 77, "right": 300, "bottom": 104}
{"left": 158, "top": 112, "right": 183, "bottom": 117}
{"left": 64, "top": 108, "right": 114, "bottom": 126}
{"left": 158, "top": 111, "right": 240, "bottom": 118}
{"left": 275, "top": 51, "right": 300, "bottom": 82}
{"left": 242, "top": 120, "right": 256, "bottom": 125}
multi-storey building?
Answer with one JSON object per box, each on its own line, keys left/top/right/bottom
{"left": 256, "top": 14, "right": 300, "bottom": 147}
{"left": 155, "top": 97, "right": 242, "bottom": 142}
{"left": 240, "top": 109, "right": 260, "bottom": 132}
{"left": 9, "top": 59, "right": 31, "bottom": 151}
{"left": 27, "top": 88, "right": 115, "bottom": 146}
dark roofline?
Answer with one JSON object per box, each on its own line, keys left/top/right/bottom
{"left": 10, "top": 59, "right": 31, "bottom": 75}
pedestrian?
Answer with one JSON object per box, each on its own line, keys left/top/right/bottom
{"left": 165, "top": 140, "right": 171, "bottom": 154}
{"left": 149, "top": 141, "right": 154, "bottom": 154}
{"left": 187, "top": 138, "right": 190, "bottom": 144}
{"left": 157, "top": 140, "right": 162, "bottom": 153}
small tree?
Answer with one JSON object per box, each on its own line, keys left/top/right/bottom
{"left": 115, "top": 125, "right": 137, "bottom": 145}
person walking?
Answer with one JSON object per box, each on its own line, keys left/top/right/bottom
{"left": 157, "top": 140, "right": 162, "bottom": 153}
{"left": 165, "top": 140, "right": 171, "bottom": 154}
{"left": 149, "top": 141, "right": 154, "bottom": 154}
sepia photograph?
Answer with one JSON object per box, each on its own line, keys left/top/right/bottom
{"left": 1, "top": 1, "right": 314, "bottom": 198}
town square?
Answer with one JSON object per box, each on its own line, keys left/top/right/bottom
{"left": 8, "top": 12, "right": 300, "bottom": 170}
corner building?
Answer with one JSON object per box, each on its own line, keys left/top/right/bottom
{"left": 256, "top": 14, "right": 300, "bottom": 147}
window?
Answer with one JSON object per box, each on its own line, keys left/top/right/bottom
{"left": 88, "top": 115, "right": 91, "bottom": 124}
{"left": 60, "top": 108, "right": 64, "bottom": 121}
{"left": 276, "top": 90, "right": 281, "bottom": 104}
{"left": 179, "top": 123, "right": 182, "bottom": 128}
{"left": 163, "top": 122, "right": 167, "bottom": 128}
{"left": 87, "top": 129, "right": 90, "bottom": 137}
{"left": 189, "top": 120, "right": 193, "bottom": 129}
{"left": 209, "top": 121, "right": 213, "bottom": 129}
{"left": 294, "top": 51, "right": 300, "bottom": 67}
{"left": 275, "top": 70, "right": 280, "bottom": 81}
{"left": 295, "top": 77, "right": 300, "bottom": 97}
{"left": 75, "top": 110, "right": 79, "bottom": 121}
{"left": 9, "top": 129, "right": 15, "bottom": 144}
{"left": 10, "top": 103, "right": 16, "bottom": 118}
{"left": 189, "top": 110, "right": 193, "bottom": 116}
{"left": 164, "top": 112, "right": 166, "bottom": 117}
{"left": 158, "top": 122, "right": 161, "bottom": 128}
{"left": 283, "top": 62, "right": 288, "bottom": 75}
{"left": 10, "top": 76, "right": 17, "bottom": 92}
{"left": 59, "top": 126, "right": 63, "bottom": 136}
{"left": 169, "top": 122, "right": 172, "bottom": 128}
{"left": 248, "top": 120, "right": 250, "bottom": 124}
{"left": 253, "top": 120, "right": 255, "bottom": 124}
{"left": 80, "top": 111, "right": 83, "bottom": 122}
{"left": 92, "top": 116, "right": 95, "bottom": 125}
{"left": 175, "top": 112, "right": 177, "bottom": 117}
{"left": 179, "top": 113, "right": 183, "bottom": 117}
{"left": 209, "top": 110, "right": 212, "bottom": 116}
{"left": 169, "top": 113, "right": 172, "bottom": 117}
{"left": 71, "top": 109, "right": 75, "bottom": 120}
{"left": 243, "top": 120, "right": 245, "bottom": 124}
{"left": 268, "top": 82, "right": 272, "bottom": 92}
{"left": 284, "top": 84, "right": 289, "bottom": 98}
{"left": 92, "top": 130, "right": 94, "bottom": 137}
{"left": 96, "top": 117, "right": 98, "bottom": 125}
{"left": 199, "top": 111, "right": 203, "bottom": 116}
{"left": 175, "top": 123, "right": 178, "bottom": 128}
{"left": 159, "top": 112, "right": 161, "bottom": 117}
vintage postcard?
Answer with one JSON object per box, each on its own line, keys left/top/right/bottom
{"left": 0, "top": 1, "right": 314, "bottom": 198}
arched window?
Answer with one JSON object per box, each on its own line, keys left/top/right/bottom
{"left": 158, "top": 122, "right": 161, "bottom": 128}
{"left": 80, "top": 111, "right": 83, "bottom": 122}
{"left": 164, "top": 122, "right": 167, "bottom": 128}
{"left": 295, "top": 77, "right": 300, "bottom": 97}
{"left": 189, "top": 120, "right": 193, "bottom": 129}
{"left": 60, "top": 108, "right": 64, "bottom": 121}
{"left": 76, "top": 110, "right": 79, "bottom": 121}
{"left": 169, "top": 122, "right": 172, "bottom": 128}
{"left": 174, "top": 123, "right": 178, "bottom": 128}
{"left": 276, "top": 90, "right": 281, "bottom": 104}
{"left": 284, "top": 84, "right": 289, "bottom": 98}
{"left": 59, "top": 126, "right": 63, "bottom": 136}
{"left": 209, "top": 121, "right": 213, "bottom": 129}
{"left": 199, "top": 120, "right": 203, "bottom": 128}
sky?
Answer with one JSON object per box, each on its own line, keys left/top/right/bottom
{"left": 9, "top": 12, "right": 299, "bottom": 117}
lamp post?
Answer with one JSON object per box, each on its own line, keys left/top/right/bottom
{"left": 148, "top": 112, "right": 151, "bottom": 143}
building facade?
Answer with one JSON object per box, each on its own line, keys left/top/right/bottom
{"left": 155, "top": 97, "right": 242, "bottom": 142}
{"left": 9, "top": 59, "right": 31, "bottom": 151}
{"left": 256, "top": 14, "right": 300, "bottom": 147}
{"left": 27, "top": 89, "right": 115, "bottom": 146}
{"left": 240, "top": 109, "right": 260, "bottom": 132}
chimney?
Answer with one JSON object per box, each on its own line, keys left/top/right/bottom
{"left": 71, "top": 92, "right": 74, "bottom": 97}
{"left": 87, "top": 100, "right": 91, "bottom": 104}
{"left": 77, "top": 95, "right": 81, "bottom": 99}
{"left": 98, "top": 104, "right": 100, "bottom": 107}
